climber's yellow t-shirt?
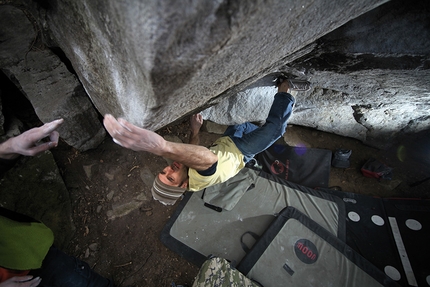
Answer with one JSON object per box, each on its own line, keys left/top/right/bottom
{"left": 188, "top": 136, "right": 245, "bottom": 191}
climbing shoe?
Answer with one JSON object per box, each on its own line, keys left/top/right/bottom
{"left": 332, "top": 149, "right": 352, "bottom": 168}
{"left": 274, "top": 75, "right": 311, "bottom": 91}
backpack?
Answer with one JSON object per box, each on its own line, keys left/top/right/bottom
{"left": 361, "top": 158, "right": 393, "bottom": 180}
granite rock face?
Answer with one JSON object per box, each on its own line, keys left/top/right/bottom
{"left": 0, "top": 4, "right": 105, "bottom": 151}
{"left": 0, "top": 0, "right": 428, "bottom": 261}
{"left": 202, "top": 0, "right": 430, "bottom": 148}
{"left": 2, "top": 49, "right": 106, "bottom": 151}
{"left": 34, "top": 0, "right": 387, "bottom": 129}
{"left": 0, "top": 0, "right": 429, "bottom": 150}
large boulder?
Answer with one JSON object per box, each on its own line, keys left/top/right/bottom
{"left": 0, "top": 0, "right": 428, "bottom": 149}
{"left": 202, "top": 0, "right": 430, "bottom": 148}
{"left": 42, "top": 0, "right": 387, "bottom": 130}
{"left": 0, "top": 4, "right": 105, "bottom": 151}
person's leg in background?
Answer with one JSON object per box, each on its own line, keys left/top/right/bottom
{"left": 32, "top": 246, "right": 114, "bottom": 287}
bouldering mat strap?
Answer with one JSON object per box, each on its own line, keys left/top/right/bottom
{"left": 240, "top": 231, "right": 260, "bottom": 253}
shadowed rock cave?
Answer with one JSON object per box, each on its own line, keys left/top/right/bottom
{"left": 0, "top": 0, "right": 429, "bottom": 286}
{"left": 0, "top": 0, "right": 428, "bottom": 149}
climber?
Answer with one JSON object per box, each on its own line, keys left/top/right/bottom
{"left": 103, "top": 76, "right": 310, "bottom": 205}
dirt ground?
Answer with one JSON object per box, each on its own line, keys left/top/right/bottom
{"left": 50, "top": 118, "right": 430, "bottom": 287}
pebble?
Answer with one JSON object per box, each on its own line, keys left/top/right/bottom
{"left": 105, "top": 172, "right": 114, "bottom": 181}
{"left": 83, "top": 164, "right": 94, "bottom": 179}
{"left": 89, "top": 243, "right": 98, "bottom": 251}
{"left": 107, "top": 190, "right": 115, "bottom": 200}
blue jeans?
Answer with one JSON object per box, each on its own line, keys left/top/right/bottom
{"left": 31, "top": 246, "right": 114, "bottom": 287}
{"left": 223, "top": 92, "right": 295, "bottom": 163}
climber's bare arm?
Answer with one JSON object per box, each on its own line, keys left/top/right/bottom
{"left": 189, "top": 113, "right": 203, "bottom": 145}
{"left": 103, "top": 114, "right": 217, "bottom": 171}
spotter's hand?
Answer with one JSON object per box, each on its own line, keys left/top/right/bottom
{"left": 0, "top": 276, "right": 42, "bottom": 287}
{"left": 0, "top": 119, "right": 63, "bottom": 159}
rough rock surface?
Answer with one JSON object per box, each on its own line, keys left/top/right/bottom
{"left": 2, "top": 49, "right": 106, "bottom": 151}
{"left": 0, "top": 1, "right": 428, "bottom": 284}
{"left": 202, "top": 0, "right": 430, "bottom": 148}
{"left": 0, "top": 0, "right": 429, "bottom": 147}
{"left": 0, "top": 4, "right": 105, "bottom": 151}
{"left": 41, "top": 0, "right": 387, "bottom": 130}
{"left": 0, "top": 91, "right": 3, "bottom": 135}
